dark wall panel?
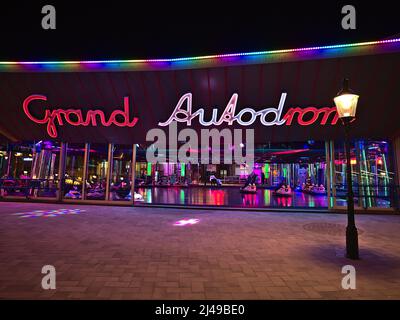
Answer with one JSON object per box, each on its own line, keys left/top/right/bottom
{"left": 0, "top": 52, "right": 399, "bottom": 144}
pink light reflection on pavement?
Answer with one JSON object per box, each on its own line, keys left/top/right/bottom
{"left": 174, "top": 218, "right": 200, "bottom": 226}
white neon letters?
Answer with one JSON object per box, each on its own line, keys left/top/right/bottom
{"left": 159, "top": 92, "right": 338, "bottom": 127}
{"left": 159, "top": 92, "right": 287, "bottom": 127}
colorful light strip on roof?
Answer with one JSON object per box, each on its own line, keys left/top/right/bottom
{"left": 1, "top": 38, "right": 399, "bottom": 72}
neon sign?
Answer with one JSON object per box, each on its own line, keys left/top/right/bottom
{"left": 158, "top": 93, "right": 338, "bottom": 127}
{"left": 23, "top": 92, "right": 338, "bottom": 138}
{"left": 23, "top": 94, "right": 139, "bottom": 138}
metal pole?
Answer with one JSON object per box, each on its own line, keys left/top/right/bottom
{"left": 57, "top": 142, "right": 67, "bottom": 202}
{"left": 343, "top": 119, "right": 359, "bottom": 259}
{"left": 6, "top": 150, "right": 12, "bottom": 177}
{"left": 325, "top": 141, "right": 332, "bottom": 209}
{"left": 82, "top": 143, "right": 90, "bottom": 200}
{"left": 105, "top": 143, "right": 113, "bottom": 201}
{"left": 131, "top": 144, "right": 137, "bottom": 206}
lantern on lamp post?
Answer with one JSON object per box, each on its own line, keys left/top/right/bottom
{"left": 333, "top": 78, "right": 360, "bottom": 260}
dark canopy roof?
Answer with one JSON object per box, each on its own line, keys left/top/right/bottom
{"left": 1, "top": 43, "right": 400, "bottom": 144}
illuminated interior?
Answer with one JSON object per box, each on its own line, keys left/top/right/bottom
{"left": 0, "top": 139, "right": 396, "bottom": 210}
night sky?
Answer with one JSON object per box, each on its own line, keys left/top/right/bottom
{"left": 0, "top": 1, "right": 398, "bottom": 60}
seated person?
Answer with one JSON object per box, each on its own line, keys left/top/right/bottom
{"left": 209, "top": 174, "right": 217, "bottom": 185}
{"left": 243, "top": 172, "right": 257, "bottom": 189}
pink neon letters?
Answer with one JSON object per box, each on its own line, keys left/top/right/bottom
{"left": 23, "top": 94, "right": 139, "bottom": 138}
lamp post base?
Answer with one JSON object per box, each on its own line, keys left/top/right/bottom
{"left": 346, "top": 225, "right": 359, "bottom": 260}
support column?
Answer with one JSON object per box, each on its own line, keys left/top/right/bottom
{"left": 131, "top": 144, "right": 137, "bottom": 206}
{"left": 82, "top": 143, "right": 90, "bottom": 200}
{"left": 6, "top": 150, "right": 12, "bottom": 177}
{"left": 329, "top": 140, "right": 338, "bottom": 207}
{"left": 392, "top": 136, "right": 400, "bottom": 211}
{"left": 105, "top": 143, "right": 114, "bottom": 201}
{"left": 325, "top": 141, "right": 332, "bottom": 209}
{"left": 57, "top": 142, "right": 67, "bottom": 201}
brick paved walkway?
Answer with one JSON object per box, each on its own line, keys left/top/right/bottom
{"left": 0, "top": 202, "right": 399, "bottom": 299}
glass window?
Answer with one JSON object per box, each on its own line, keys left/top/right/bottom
{"left": 135, "top": 141, "right": 329, "bottom": 208}
{"left": 356, "top": 140, "right": 395, "bottom": 209}
{"left": 9, "top": 143, "right": 34, "bottom": 179}
{"left": 332, "top": 139, "right": 395, "bottom": 209}
{"left": 64, "top": 143, "right": 85, "bottom": 199}
{"left": 85, "top": 144, "right": 109, "bottom": 200}
{"left": 110, "top": 144, "right": 133, "bottom": 202}
{"left": 0, "top": 145, "right": 9, "bottom": 178}
{"left": 0, "top": 141, "right": 60, "bottom": 199}
{"left": 332, "top": 140, "right": 361, "bottom": 208}
{"left": 0, "top": 142, "right": 34, "bottom": 197}
{"left": 31, "top": 141, "right": 60, "bottom": 198}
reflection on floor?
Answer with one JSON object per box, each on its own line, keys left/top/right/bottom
{"left": 137, "top": 187, "right": 332, "bottom": 208}
{"left": 12, "top": 208, "right": 86, "bottom": 218}
{"left": 0, "top": 187, "right": 391, "bottom": 208}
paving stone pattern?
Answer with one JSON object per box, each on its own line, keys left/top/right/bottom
{"left": 0, "top": 202, "right": 399, "bottom": 299}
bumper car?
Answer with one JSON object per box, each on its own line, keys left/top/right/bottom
{"left": 157, "top": 176, "right": 170, "bottom": 186}
{"left": 113, "top": 187, "right": 131, "bottom": 200}
{"left": 240, "top": 172, "right": 258, "bottom": 193}
{"left": 301, "top": 182, "right": 313, "bottom": 193}
{"left": 134, "top": 192, "right": 144, "bottom": 201}
{"left": 64, "top": 188, "right": 81, "bottom": 199}
{"left": 310, "top": 184, "right": 327, "bottom": 195}
{"left": 113, "top": 189, "right": 144, "bottom": 201}
{"left": 240, "top": 184, "right": 257, "bottom": 194}
{"left": 294, "top": 185, "right": 303, "bottom": 192}
{"left": 86, "top": 188, "right": 105, "bottom": 200}
{"left": 273, "top": 185, "right": 293, "bottom": 197}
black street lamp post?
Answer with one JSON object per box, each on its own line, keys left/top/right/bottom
{"left": 334, "top": 78, "right": 360, "bottom": 260}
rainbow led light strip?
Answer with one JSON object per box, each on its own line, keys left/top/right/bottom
{"left": 1, "top": 38, "right": 400, "bottom": 72}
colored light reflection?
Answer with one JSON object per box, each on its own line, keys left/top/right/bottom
{"left": 147, "top": 163, "right": 152, "bottom": 176}
{"left": 276, "top": 195, "right": 293, "bottom": 207}
{"left": 282, "top": 167, "right": 287, "bottom": 178}
{"left": 263, "top": 189, "right": 271, "bottom": 205}
{"left": 145, "top": 189, "right": 152, "bottom": 203}
{"left": 180, "top": 189, "right": 185, "bottom": 204}
{"left": 242, "top": 193, "right": 258, "bottom": 207}
{"left": 209, "top": 189, "right": 225, "bottom": 205}
{"left": 263, "top": 163, "right": 270, "bottom": 179}
{"left": 12, "top": 208, "right": 85, "bottom": 218}
{"left": 174, "top": 218, "right": 200, "bottom": 226}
